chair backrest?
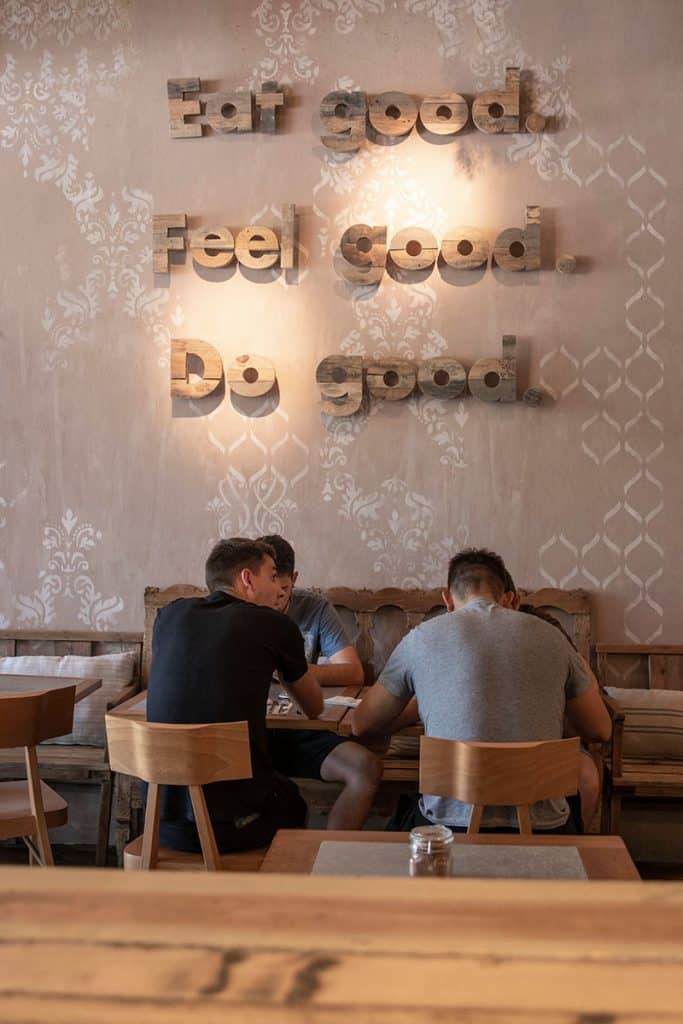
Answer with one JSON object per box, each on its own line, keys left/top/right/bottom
{"left": 105, "top": 715, "right": 254, "bottom": 871}
{"left": 0, "top": 686, "right": 77, "bottom": 749}
{"left": 419, "top": 735, "right": 580, "bottom": 834}
{"left": 105, "top": 716, "right": 252, "bottom": 785}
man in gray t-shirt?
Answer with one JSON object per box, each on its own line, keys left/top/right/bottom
{"left": 353, "top": 548, "right": 612, "bottom": 831}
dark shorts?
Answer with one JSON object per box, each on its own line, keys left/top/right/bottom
{"left": 268, "top": 728, "right": 349, "bottom": 780}
{"left": 159, "top": 773, "right": 307, "bottom": 854}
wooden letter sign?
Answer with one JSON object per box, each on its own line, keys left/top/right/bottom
{"left": 171, "top": 339, "right": 223, "bottom": 398}
{"left": 316, "top": 337, "right": 546, "bottom": 416}
{"left": 339, "top": 207, "right": 542, "bottom": 285}
{"left": 320, "top": 69, "right": 544, "bottom": 151}
{"left": 168, "top": 79, "right": 284, "bottom": 137}
{"left": 170, "top": 345, "right": 277, "bottom": 401}
{"left": 154, "top": 205, "right": 297, "bottom": 275}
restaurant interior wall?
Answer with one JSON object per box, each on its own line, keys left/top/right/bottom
{"left": 2, "top": 0, "right": 682, "bottom": 650}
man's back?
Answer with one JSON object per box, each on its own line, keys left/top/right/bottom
{"left": 380, "top": 599, "right": 591, "bottom": 828}
{"left": 147, "top": 591, "right": 307, "bottom": 846}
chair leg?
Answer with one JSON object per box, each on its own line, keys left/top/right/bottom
{"left": 189, "top": 785, "right": 222, "bottom": 870}
{"left": 140, "top": 782, "right": 160, "bottom": 870}
{"left": 24, "top": 746, "right": 54, "bottom": 867}
{"left": 516, "top": 805, "right": 532, "bottom": 834}
{"left": 467, "top": 804, "right": 483, "bottom": 834}
{"left": 95, "top": 774, "right": 113, "bottom": 867}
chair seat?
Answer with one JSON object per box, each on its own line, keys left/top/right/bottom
{"left": 0, "top": 780, "right": 68, "bottom": 840}
{"left": 123, "top": 834, "right": 268, "bottom": 872}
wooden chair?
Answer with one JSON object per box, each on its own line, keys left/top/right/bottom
{"left": 0, "top": 685, "right": 77, "bottom": 865}
{"left": 419, "top": 735, "right": 581, "bottom": 834}
{"left": 105, "top": 714, "right": 267, "bottom": 871}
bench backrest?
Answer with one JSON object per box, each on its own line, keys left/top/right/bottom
{"left": 143, "top": 585, "right": 592, "bottom": 686}
{"left": 0, "top": 630, "right": 144, "bottom": 688}
{"left": 596, "top": 645, "right": 683, "bottom": 691}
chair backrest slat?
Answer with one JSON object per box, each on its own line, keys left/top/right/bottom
{"left": 419, "top": 736, "right": 580, "bottom": 807}
{"left": 105, "top": 716, "right": 252, "bottom": 785}
{"left": 0, "top": 687, "right": 77, "bottom": 748}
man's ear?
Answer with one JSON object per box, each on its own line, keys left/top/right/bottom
{"left": 240, "top": 567, "right": 253, "bottom": 593}
{"left": 442, "top": 588, "right": 456, "bottom": 612}
{"left": 292, "top": 570, "right": 299, "bottom": 587}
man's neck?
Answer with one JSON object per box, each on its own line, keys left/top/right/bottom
{"left": 465, "top": 591, "right": 498, "bottom": 605}
{"left": 216, "top": 585, "right": 249, "bottom": 603}
{"left": 455, "top": 590, "right": 499, "bottom": 609}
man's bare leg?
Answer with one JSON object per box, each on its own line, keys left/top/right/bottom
{"left": 320, "top": 741, "right": 383, "bottom": 830}
{"left": 578, "top": 750, "right": 601, "bottom": 832}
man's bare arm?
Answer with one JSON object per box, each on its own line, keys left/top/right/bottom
{"left": 385, "top": 695, "right": 420, "bottom": 732}
{"left": 352, "top": 682, "right": 410, "bottom": 740}
{"left": 287, "top": 669, "right": 324, "bottom": 719}
{"left": 307, "top": 646, "right": 364, "bottom": 688}
{"left": 565, "top": 686, "right": 612, "bottom": 743}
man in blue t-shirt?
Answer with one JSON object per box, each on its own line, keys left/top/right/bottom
{"left": 259, "top": 534, "right": 382, "bottom": 829}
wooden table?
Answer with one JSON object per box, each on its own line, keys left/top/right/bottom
{"left": 1, "top": 865, "right": 681, "bottom": 1022}
{"left": 261, "top": 828, "right": 641, "bottom": 880}
{"left": 0, "top": 674, "right": 101, "bottom": 703}
{"left": 110, "top": 685, "right": 364, "bottom": 732}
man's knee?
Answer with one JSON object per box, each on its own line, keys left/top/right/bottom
{"left": 322, "top": 741, "right": 383, "bottom": 788}
{"left": 579, "top": 752, "right": 600, "bottom": 799}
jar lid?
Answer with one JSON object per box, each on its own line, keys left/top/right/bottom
{"left": 409, "top": 824, "right": 454, "bottom": 852}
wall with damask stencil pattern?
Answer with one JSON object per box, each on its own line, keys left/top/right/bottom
{"left": 1, "top": 0, "right": 681, "bottom": 641}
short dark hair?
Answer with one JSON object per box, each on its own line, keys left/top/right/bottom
{"left": 447, "top": 547, "right": 508, "bottom": 600}
{"left": 205, "top": 538, "right": 275, "bottom": 592}
{"left": 502, "top": 568, "right": 516, "bottom": 593}
{"left": 259, "top": 534, "right": 295, "bottom": 577}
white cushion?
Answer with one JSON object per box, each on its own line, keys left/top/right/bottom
{"left": 0, "top": 653, "right": 137, "bottom": 746}
{"left": 605, "top": 686, "right": 683, "bottom": 760}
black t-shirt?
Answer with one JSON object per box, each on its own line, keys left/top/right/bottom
{"left": 146, "top": 591, "right": 308, "bottom": 834}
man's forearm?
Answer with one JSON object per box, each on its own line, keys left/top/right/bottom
{"left": 386, "top": 696, "right": 420, "bottom": 732}
{"left": 308, "top": 661, "right": 364, "bottom": 687}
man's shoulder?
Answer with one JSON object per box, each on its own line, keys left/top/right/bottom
{"left": 289, "top": 588, "right": 332, "bottom": 617}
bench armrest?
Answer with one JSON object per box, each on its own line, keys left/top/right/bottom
{"left": 106, "top": 682, "right": 140, "bottom": 712}
{"left": 600, "top": 690, "right": 626, "bottom": 774}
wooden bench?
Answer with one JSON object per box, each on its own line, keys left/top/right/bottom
{"left": 143, "top": 585, "right": 593, "bottom": 805}
{"left": 0, "top": 586, "right": 594, "bottom": 858}
{"left": 0, "top": 629, "right": 143, "bottom": 865}
{"left": 598, "top": 644, "right": 683, "bottom": 833}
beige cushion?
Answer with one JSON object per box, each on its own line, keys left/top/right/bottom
{"left": 605, "top": 686, "right": 683, "bottom": 760}
{"left": 386, "top": 734, "right": 420, "bottom": 758}
{"left": 0, "top": 653, "right": 136, "bottom": 747}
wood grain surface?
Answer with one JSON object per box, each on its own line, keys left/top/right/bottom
{"left": 260, "top": 829, "right": 641, "bottom": 880}
{"left": 2, "top": 864, "right": 679, "bottom": 1023}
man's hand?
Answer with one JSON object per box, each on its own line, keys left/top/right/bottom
{"left": 287, "top": 669, "right": 324, "bottom": 719}
{"left": 352, "top": 682, "right": 410, "bottom": 740}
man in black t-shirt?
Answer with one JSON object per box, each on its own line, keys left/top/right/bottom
{"left": 147, "top": 538, "right": 324, "bottom": 853}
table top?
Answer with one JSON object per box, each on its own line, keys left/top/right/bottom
{"left": 260, "top": 829, "right": 641, "bottom": 881}
{"left": 0, "top": 674, "right": 101, "bottom": 703}
{"left": 109, "top": 684, "right": 364, "bottom": 732}
{"left": 1, "top": 865, "right": 680, "bottom": 1022}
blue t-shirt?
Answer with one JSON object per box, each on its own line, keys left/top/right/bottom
{"left": 287, "top": 588, "right": 350, "bottom": 663}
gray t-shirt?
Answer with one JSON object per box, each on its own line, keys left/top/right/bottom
{"left": 287, "top": 588, "right": 350, "bottom": 663}
{"left": 379, "top": 599, "right": 592, "bottom": 830}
